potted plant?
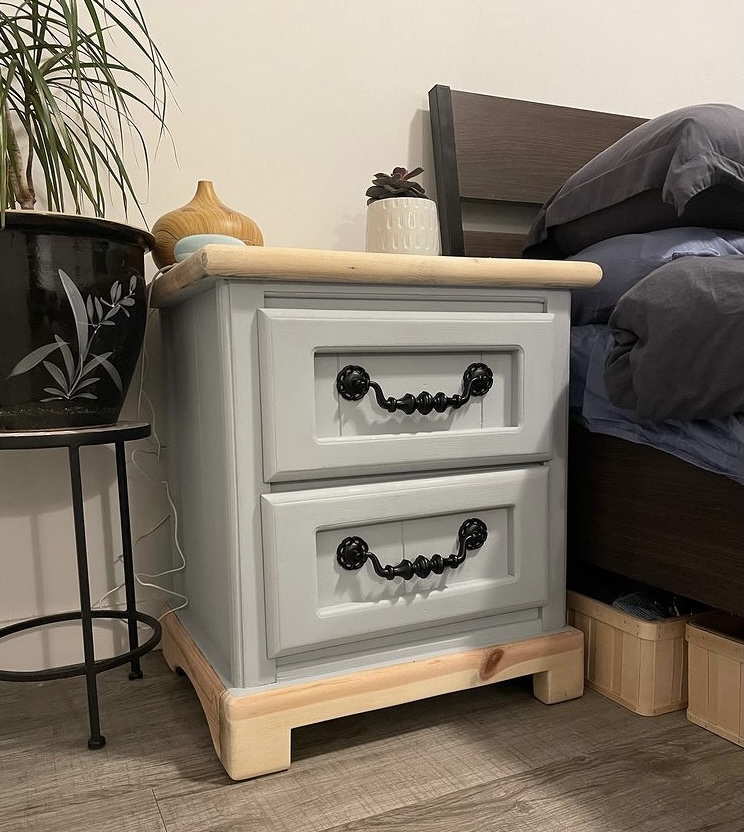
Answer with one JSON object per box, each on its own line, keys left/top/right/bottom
{"left": 364, "top": 166, "right": 440, "bottom": 256}
{"left": 0, "top": 0, "right": 171, "bottom": 430}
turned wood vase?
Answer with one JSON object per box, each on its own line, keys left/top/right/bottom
{"left": 151, "top": 180, "right": 264, "bottom": 269}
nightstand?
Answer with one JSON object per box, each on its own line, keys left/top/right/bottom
{"left": 151, "top": 245, "right": 600, "bottom": 780}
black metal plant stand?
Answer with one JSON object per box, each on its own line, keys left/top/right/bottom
{"left": 0, "top": 421, "right": 161, "bottom": 749}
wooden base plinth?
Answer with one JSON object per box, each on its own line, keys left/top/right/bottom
{"left": 162, "top": 612, "right": 584, "bottom": 781}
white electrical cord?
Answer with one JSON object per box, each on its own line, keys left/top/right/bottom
{"left": 94, "top": 266, "right": 189, "bottom": 621}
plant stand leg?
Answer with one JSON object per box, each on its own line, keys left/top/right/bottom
{"left": 115, "top": 441, "right": 142, "bottom": 680}
{"left": 68, "top": 444, "right": 106, "bottom": 750}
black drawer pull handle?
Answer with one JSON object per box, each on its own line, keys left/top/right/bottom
{"left": 336, "top": 518, "right": 488, "bottom": 581}
{"left": 336, "top": 362, "right": 493, "bottom": 415}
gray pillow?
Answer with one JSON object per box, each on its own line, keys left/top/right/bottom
{"left": 524, "top": 103, "right": 744, "bottom": 258}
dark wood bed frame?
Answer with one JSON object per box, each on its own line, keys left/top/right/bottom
{"left": 428, "top": 84, "right": 744, "bottom": 615}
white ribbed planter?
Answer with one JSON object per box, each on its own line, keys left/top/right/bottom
{"left": 365, "top": 197, "right": 441, "bottom": 255}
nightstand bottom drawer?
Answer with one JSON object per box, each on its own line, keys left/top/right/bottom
{"left": 260, "top": 467, "right": 550, "bottom": 657}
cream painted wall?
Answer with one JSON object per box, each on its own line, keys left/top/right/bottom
{"left": 137, "top": 0, "right": 744, "bottom": 251}
{"left": 1, "top": 0, "right": 743, "bottom": 669}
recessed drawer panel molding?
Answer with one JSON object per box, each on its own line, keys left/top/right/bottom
{"left": 261, "top": 467, "right": 549, "bottom": 657}
{"left": 257, "top": 308, "right": 559, "bottom": 481}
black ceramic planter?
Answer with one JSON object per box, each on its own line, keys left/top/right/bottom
{"left": 0, "top": 211, "right": 154, "bottom": 431}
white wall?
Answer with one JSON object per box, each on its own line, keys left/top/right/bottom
{"left": 138, "top": 0, "right": 744, "bottom": 251}
{"left": 2, "top": 0, "right": 743, "bottom": 669}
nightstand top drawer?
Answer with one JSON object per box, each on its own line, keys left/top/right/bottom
{"left": 150, "top": 245, "right": 601, "bottom": 307}
{"left": 257, "top": 307, "right": 563, "bottom": 482}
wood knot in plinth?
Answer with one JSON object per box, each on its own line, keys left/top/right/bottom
{"left": 479, "top": 647, "right": 505, "bottom": 680}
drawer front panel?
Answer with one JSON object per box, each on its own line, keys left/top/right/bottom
{"left": 258, "top": 308, "right": 561, "bottom": 481}
{"left": 261, "top": 467, "right": 549, "bottom": 657}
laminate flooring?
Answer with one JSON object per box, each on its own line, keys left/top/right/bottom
{"left": 1, "top": 652, "right": 741, "bottom": 832}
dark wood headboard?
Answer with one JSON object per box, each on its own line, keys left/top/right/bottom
{"left": 428, "top": 85, "right": 645, "bottom": 258}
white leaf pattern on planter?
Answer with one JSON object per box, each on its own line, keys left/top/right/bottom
{"left": 7, "top": 269, "right": 135, "bottom": 401}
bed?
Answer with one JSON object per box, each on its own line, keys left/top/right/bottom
{"left": 428, "top": 84, "right": 744, "bottom": 616}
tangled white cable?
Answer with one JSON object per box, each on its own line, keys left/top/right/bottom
{"left": 94, "top": 267, "right": 189, "bottom": 622}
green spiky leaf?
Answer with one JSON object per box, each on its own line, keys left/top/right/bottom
{"left": 0, "top": 0, "right": 173, "bottom": 227}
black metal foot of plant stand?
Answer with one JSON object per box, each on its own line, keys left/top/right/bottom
{"left": 0, "top": 422, "right": 162, "bottom": 749}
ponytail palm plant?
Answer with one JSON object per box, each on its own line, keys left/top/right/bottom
{"left": 0, "top": 0, "right": 171, "bottom": 226}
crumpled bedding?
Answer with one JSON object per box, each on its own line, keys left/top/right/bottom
{"left": 570, "top": 325, "right": 744, "bottom": 485}
{"left": 604, "top": 254, "right": 744, "bottom": 421}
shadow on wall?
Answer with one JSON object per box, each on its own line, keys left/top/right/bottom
{"left": 0, "top": 446, "right": 119, "bottom": 662}
{"left": 412, "top": 106, "right": 438, "bottom": 205}
{"left": 332, "top": 106, "right": 438, "bottom": 253}
{"left": 0, "top": 445, "right": 117, "bottom": 519}
{"left": 334, "top": 213, "right": 365, "bottom": 252}
{"left": 0, "top": 447, "right": 119, "bottom": 596}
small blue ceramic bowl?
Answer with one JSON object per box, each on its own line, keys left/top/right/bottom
{"left": 174, "top": 234, "right": 246, "bottom": 262}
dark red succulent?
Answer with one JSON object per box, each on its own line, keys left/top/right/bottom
{"left": 365, "top": 166, "right": 429, "bottom": 205}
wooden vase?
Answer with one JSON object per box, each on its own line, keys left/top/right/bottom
{"left": 151, "top": 180, "right": 264, "bottom": 269}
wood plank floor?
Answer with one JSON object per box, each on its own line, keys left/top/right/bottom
{"left": 1, "top": 652, "right": 741, "bottom": 832}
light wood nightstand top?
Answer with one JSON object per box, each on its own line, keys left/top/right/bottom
{"left": 150, "top": 244, "right": 601, "bottom": 307}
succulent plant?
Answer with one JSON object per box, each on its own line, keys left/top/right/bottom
{"left": 366, "top": 166, "right": 429, "bottom": 205}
